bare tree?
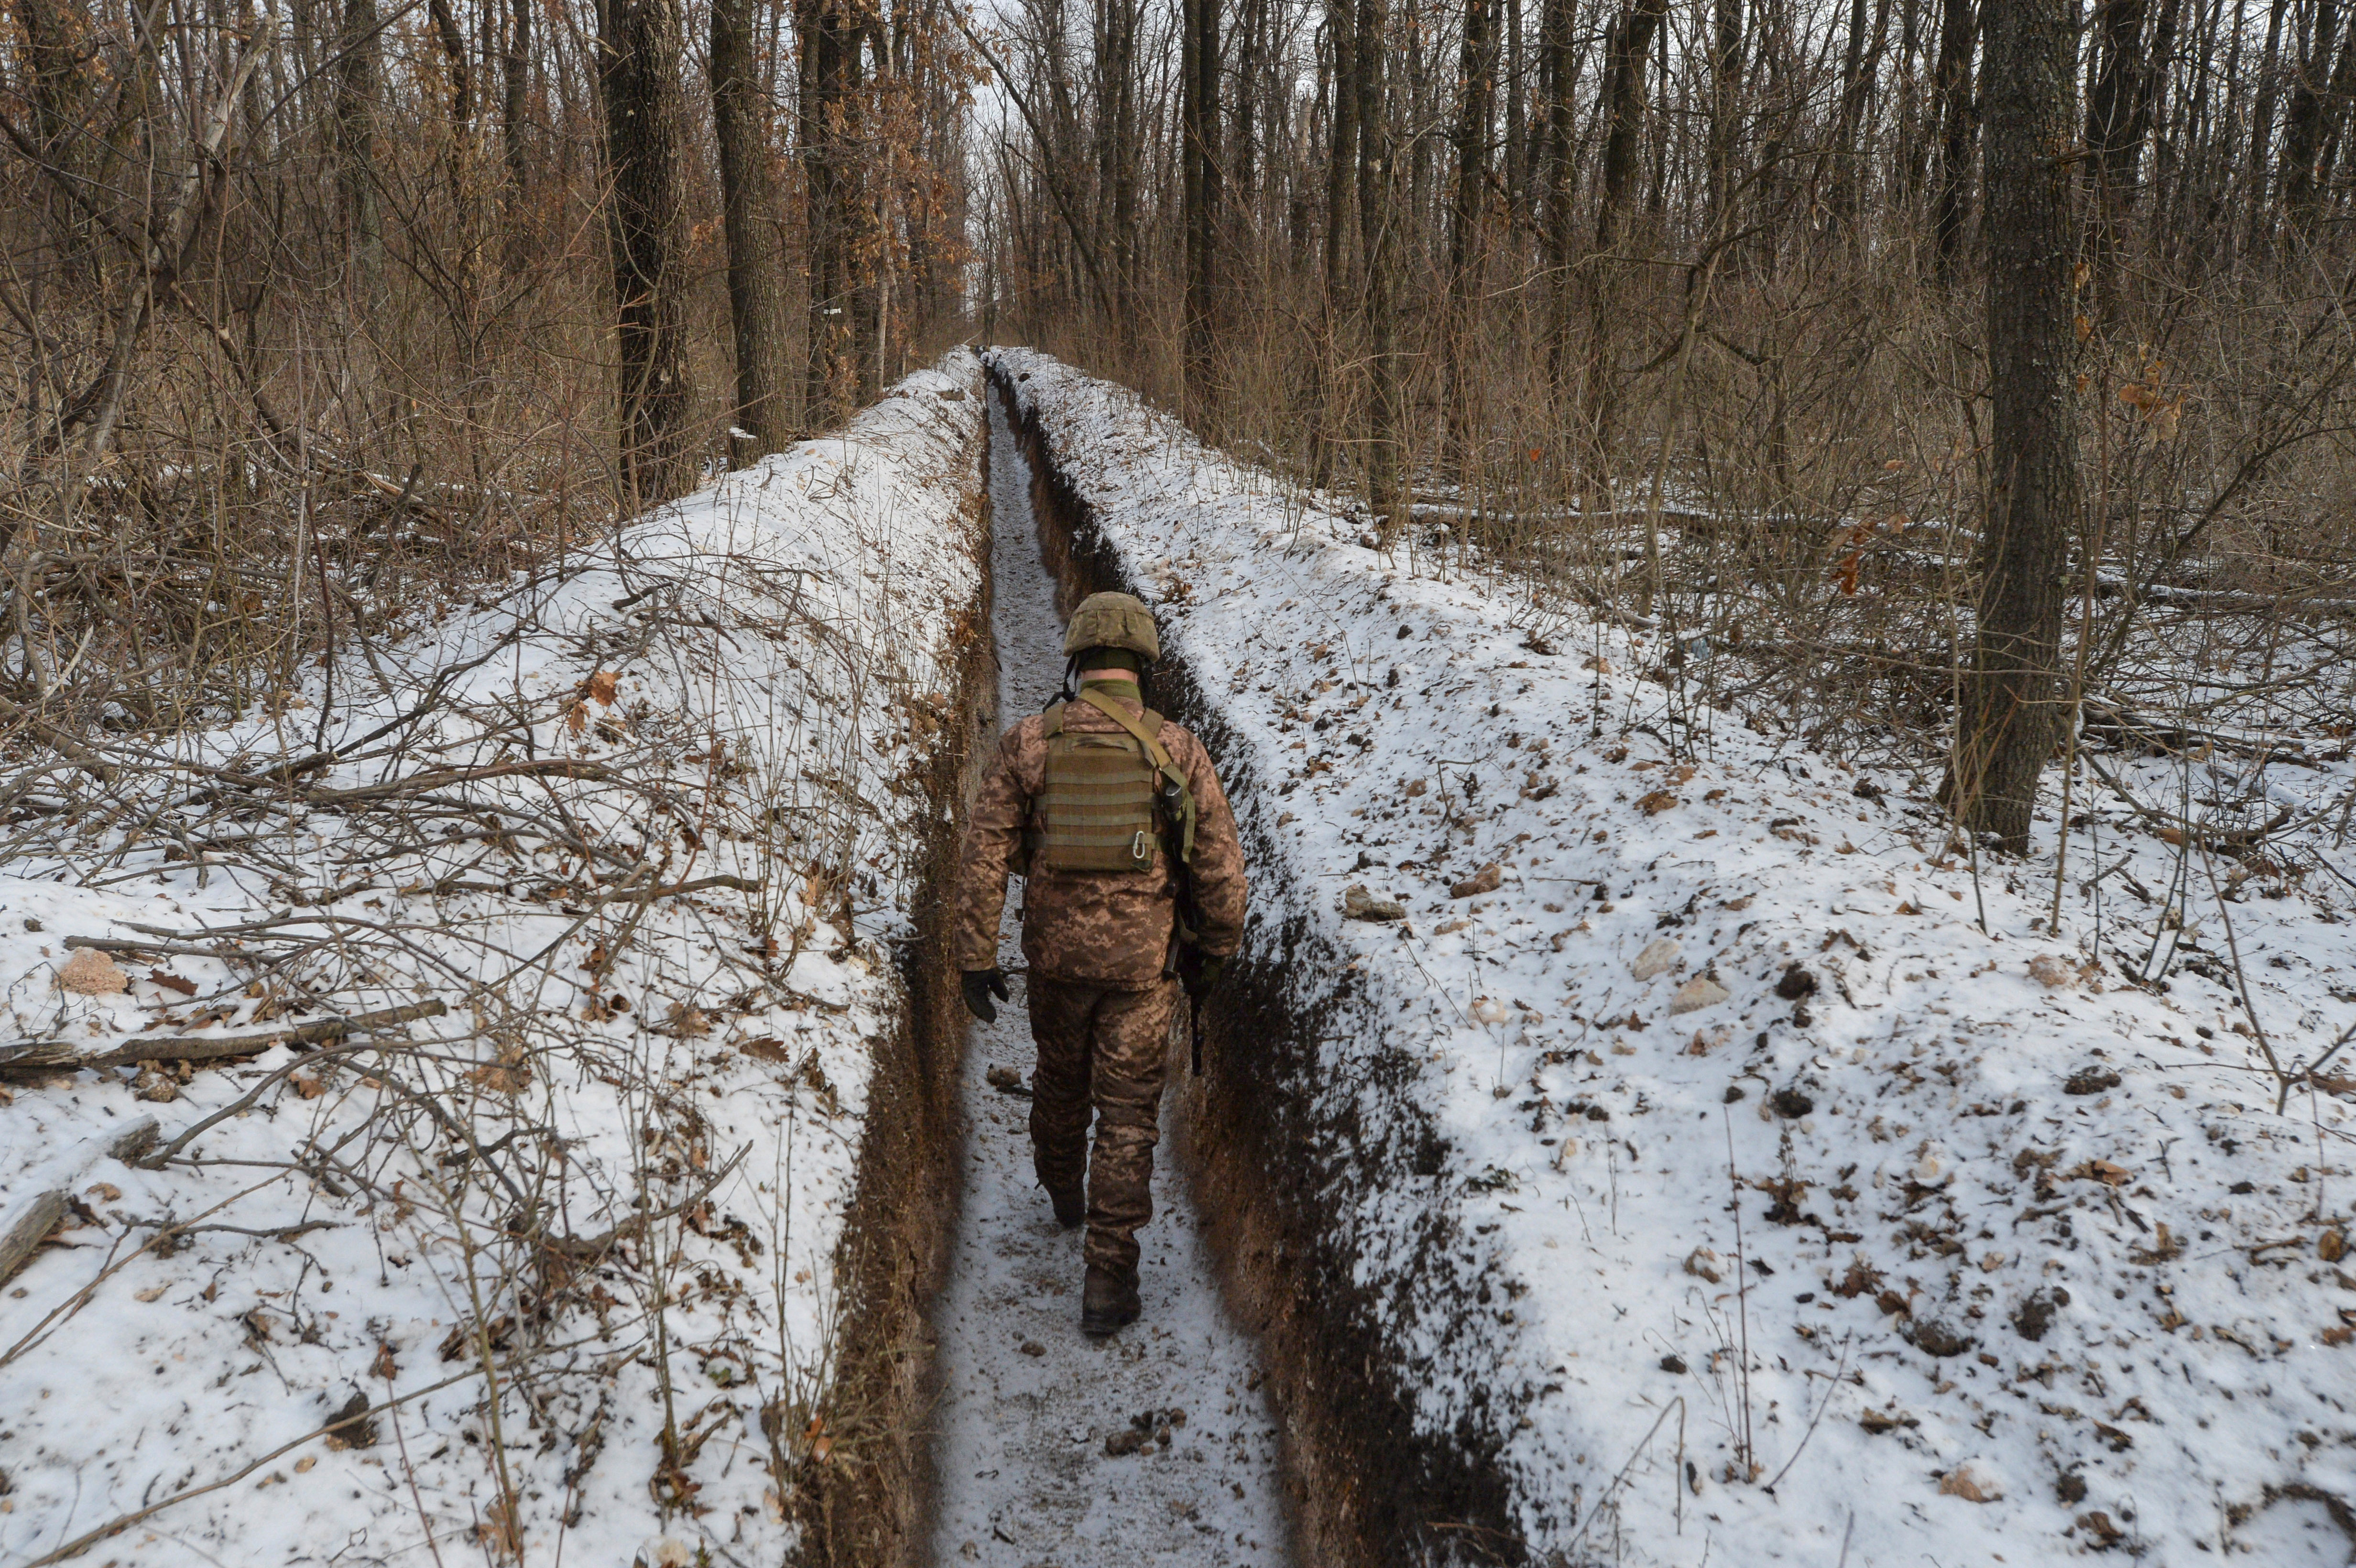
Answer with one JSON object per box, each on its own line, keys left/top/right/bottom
{"left": 1946, "top": 0, "right": 2083, "bottom": 852}
{"left": 601, "top": 0, "right": 698, "bottom": 501}
{"left": 713, "top": 0, "right": 796, "bottom": 458}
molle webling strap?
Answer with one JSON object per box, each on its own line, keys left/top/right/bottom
{"left": 1073, "top": 687, "right": 1197, "bottom": 867}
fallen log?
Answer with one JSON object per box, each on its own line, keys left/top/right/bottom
{"left": 0, "top": 999, "right": 448, "bottom": 1072}
{"left": 0, "top": 1190, "right": 66, "bottom": 1286}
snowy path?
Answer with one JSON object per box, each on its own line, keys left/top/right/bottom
{"left": 921, "top": 390, "right": 1291, "bottom": 1568}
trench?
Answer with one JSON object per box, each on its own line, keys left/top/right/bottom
{"left": 920, "top": 383, "right": 1295, "bottom": 1567}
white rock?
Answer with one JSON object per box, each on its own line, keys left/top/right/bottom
{"left": 1630, "top": 938, "right": 1682, "bottom": 980}
{"left": 1669, "top": 976, "right": 1730, "bottom": 1014}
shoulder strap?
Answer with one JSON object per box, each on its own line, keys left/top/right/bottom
{"left": 1042, "top": 701, "right": 1066, "bottom": 738}
{"left": 1072, "top": 687, "right": 1197, "bottom": 864}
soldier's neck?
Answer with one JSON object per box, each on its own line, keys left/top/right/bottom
{"left": 1077, "top": 675, "right": 1140, "bottom": 703}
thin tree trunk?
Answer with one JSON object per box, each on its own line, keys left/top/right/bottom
{"left": 1708, "top": 0, "right": 1746, "bottom": 238}
{"left": 1181, "top": 0, "right": 1223, "bottom": 422}
{"left": 1310, "top": 0, "right": 1357, "bottom": 487}
{"left": 801, "top": 0, "right": 869, "bottom": 429}
{"left": 1946, "top": 0, "right": 2083, "bottom": 852}
{"left": 600, "top": 0, "right": 697, "bottom": 501}
{"left": 1360, "top": 0, "right": 1405, "bottom": 535}
{"left": 1929, "top": 0, "right": 1978, "bottom": 273}
{"left": 336, "top": 0, "right": 385, "bottom": 318}
{"left": 2282, "top": 0, "right": 2341, "bottom": 229}
{"left": 711, "top": 0, "right": 794, "bottom": 459}
{"left": 1448, "top": 0, "right": 1496, "bottom": 469}
{"left": 1541, "top": 0, "right": 1582, "bottom": 393}
{"left": 2247, "top": 0, "right": 2291, "bottom": 244}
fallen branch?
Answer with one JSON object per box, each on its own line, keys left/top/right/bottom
{"left": 0, "top": 999, "right": 449, "bottom": 1072}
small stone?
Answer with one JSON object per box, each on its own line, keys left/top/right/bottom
{"left": 1020, "top": 1340, "right": 1046, "bottom": 1357}
{"left": 58, "top": 947, "right": 128, "bottom": 996}
{"left": 1630, "top": 938, "right": 1682, "bottom": 980}
{"left": 131, "top": 1067, "right": 179, "bottom": 1103}
{"left": 985, "top": 1065, "right": 1032, "bottom": 1097}
{"left": 2010, "top": 1286, "right": 2070, "bottom": 1342}
{"left": 1104, "top": 1428, "right": 1146, "bottom": 1458}
{"left": 1343, "top": 884, "right": 1406, "bottom": 922}
{"left": 1669, "top": 976, "right": 1730, "bottom": 1014}
{"left": 1448, "top": 862, "right": 1504, "bottom": 899}
{"left": 2027, "top": 954, "right": 2074, "bottom": 988}
{"left": 1659, "top": 1353, "right": 1688, "bottom": 1373}
{"left": 1774, "top": 963, "right": 1818, "bottom": 1000}
{"left": 1770, "top": 1087, "right": 1814, "bottom": 1119}
{"left": 1683, "top": 1246, "right": 1723, "bottom": 1284}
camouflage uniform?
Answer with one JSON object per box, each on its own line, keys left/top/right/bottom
{"left": 957, "top": 680, "right": 1248, "bottom": 1277}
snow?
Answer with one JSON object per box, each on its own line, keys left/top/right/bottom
{"left": 0, "top": 353, "right": 987, "bottom": 1565}
{"left": 923, "top": 385, "right": 1291, "bottom": 1566}
{"left": 993, "top": 347, "right": 2356, "bottom": 1564}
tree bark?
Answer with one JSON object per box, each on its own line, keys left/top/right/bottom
{"left": 801, "top": 0, "right": 870, "bottom": 430}
{"left": 1946, "top": 0, "right": 2083, "bottom": 853}
{"left": 1181, "top": 0, "right": 1223, "bottom": 423}
{"left": 1708, "top": 0, "right": 1745, "bottom": 235}
{"left": 1448, "top": 0, "right": 1496, "bottom": 469}
{"left": 1359, "top": 0, "right": 1405, "bottom": 535}
{"left": 711, "top": 0, "right": 795, "bottom": 459}
{"left": 1540, "top": 0, "right": 1582, "bottom": 392}
{"left": 1309, "top": 0, "right": 1357, "bottom": 487}
{"left": 335, "top": 0, "right": 386, "bottom": 317}
{"left": 1929, "top": 0, "right": 1979, "bottom": 273}
{"left": 600, "top": 0, "right": 698, "bottom": 502}
{"left": 2281, "top": 0, "right": 2342, "bottom": 229}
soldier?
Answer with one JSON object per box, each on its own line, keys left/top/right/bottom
{"left": 956, "top": 591, "right": 1249, "bottom": 1336}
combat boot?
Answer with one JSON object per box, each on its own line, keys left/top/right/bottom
{"left": 1049, "top": 1187, "right": 1085, "bottom": 1229}
{"left": 1080, "top": 1264, "right": 1141, "bottom": 1337}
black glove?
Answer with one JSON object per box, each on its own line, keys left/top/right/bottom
{"left": 1179, "top": 952, "right": 1225, "bottom": 1002}
{"left": 961, "top": 968, "right": 1010, "bottom": 1023}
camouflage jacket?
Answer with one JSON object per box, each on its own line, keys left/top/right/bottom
{"left": 956, "top": 685, "right": 1248, "bottom": 988}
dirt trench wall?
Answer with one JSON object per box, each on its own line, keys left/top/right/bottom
{"left": 990, "top": 364, "right": 1527, "bottom": 1567}
{"left": 788, "top": 399, "right": 996, "bottom": 1568}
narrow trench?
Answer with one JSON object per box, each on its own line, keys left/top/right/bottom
{"left": 922, "top": 387, "right": 1295, "bottom": 1566}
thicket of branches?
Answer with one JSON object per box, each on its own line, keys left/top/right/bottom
{"left": 1, "top": 0, "right": 978, "bottom": 728}
{"left": 977, "top": 0, "right": 2356, "bottom": 842}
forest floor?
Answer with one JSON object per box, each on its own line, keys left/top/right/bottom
{"left": 921, "top": 387, "right": 1292, "bottom": 1568}
{"left": 0, "top": 356, "right": 988, "bottom": 1567}
{"left": 999, "top": 347, "right": 2356, "bottom": 1566}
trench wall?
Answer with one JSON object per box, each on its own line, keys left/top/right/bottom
{"left": 989, "top": 360, "right": 1528, "bottom": 1567}
{"left": 789, "top": 394, "right": 996, "bottom": 1568}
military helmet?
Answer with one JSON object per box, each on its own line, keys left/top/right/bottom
{"left": 1063, "top": 591, "right": 1160, "bottom": 663}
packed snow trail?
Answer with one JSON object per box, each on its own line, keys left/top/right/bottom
{"left": 923, "top": 390, "right": 1291, "bottom": 1566}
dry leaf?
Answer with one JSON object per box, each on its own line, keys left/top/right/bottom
{"left": 587, "top": 669, "right": 620, "bottom": 705}
{"left": 150, "top": 970, "right": 197, "bottom": 997}
{"left": 1636, "top": 789, "right": 1680, "bottom": 816}
{"left": 565, "top": 701, "right": 589, "bottom": 736}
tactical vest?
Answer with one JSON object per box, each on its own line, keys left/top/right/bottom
{"left": 1025, "top": 689, "right": 1197, "bottom": 875}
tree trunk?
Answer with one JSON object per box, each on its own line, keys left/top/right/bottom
{"left": 1359, "top": 0, "right": 1405, "bottom": 535}
{"left": 1540, "top": 0, "right": 1582, "bottom": 392}
{"left": 2282, "top": 0, "right": 2341, "bottom": 229}
{"left": 600, "top": 0, "right": 697, "bottom": 502}
{"left": 1448, "top": 0, "right": 1496, "bottom": 469}
{"left": 1596, "top": 0, "right": 1668, "bottom": 251}
{"left": 2247, "top": 0, "right": 2291, "bottom": 244}
{"left": 801, "top": 0, "right": 869, "bottom": 430}
{"left": 1707, "top": 0, "right": 1745, "bottom": 236}
{"left": 336, "top": 0, "right": 385, "bottom": 317}
{"left": 1929, "top": 0, "right": 1978, "bottom": 273}
{"left": 712, "top": 0, "right": 794, "bottom": 459}
{"left": 1181, "top": 0, "right": 1222, "bottom": 423}
{"left": 503, "top": 0, "right": 531, "bottom": 200}
{"left": 1946, "top": 0, "right": 2083, "bottom": 853}
{"left": 1309, "top": 0, "right": 1357, "bottom": 487}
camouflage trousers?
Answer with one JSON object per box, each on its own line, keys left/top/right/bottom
{"left": 1025, "top": 974, "right": 1180, "bottom": 1278}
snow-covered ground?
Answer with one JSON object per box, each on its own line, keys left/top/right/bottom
{"left": 924, "top": 388, "right": 1290, "bottom": 1566}
{"left": 0, "top": 354, "right": 986, "bottom": 1566}
{"left": 994, "top": 348, "right": 2356, "bottom": 1565}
